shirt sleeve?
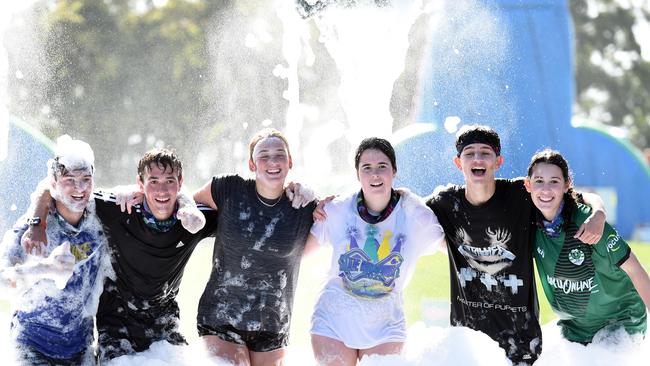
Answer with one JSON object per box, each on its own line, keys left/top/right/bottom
{"left": 598, "top": 223, "right": 631, "bottom": 267}
{"left": 310, "top": 201, "right": 333, "bottom": 247}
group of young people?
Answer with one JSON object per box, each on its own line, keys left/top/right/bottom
{"left": 0, "top": 125, "right": 648, "bottom": 366}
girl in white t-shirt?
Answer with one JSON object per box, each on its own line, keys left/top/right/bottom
{"left": 307, "top": 137, "right": 445, "bottom": 365}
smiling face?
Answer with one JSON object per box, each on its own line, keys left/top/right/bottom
{"left": 52, "top": 170, "right": 94, "bottom": 213}
{"left": 454, "top": 143, "right": 503, "bottom": 184}
{"left": 138, "top": 163, "right": 183, "bottom": 220}
{"left": 249, "top": 136, "right": 292, "bottom": 192}
{"left": 525, "top": 162, "right": 570, "bottom": 221}
{"left": 357, "top": 148, "right": 395, "bottom": 210}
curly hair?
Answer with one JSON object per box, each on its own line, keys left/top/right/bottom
{"left": 137, "top": 148, "right": 183, "bottom": 181}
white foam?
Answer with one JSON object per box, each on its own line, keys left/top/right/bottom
{"left": 49, "top": 135, "right": 95, "bottom": 173}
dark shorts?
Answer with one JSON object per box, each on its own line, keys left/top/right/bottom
{"left": 197, "top": 323, "right": 288, "bottom": 352}
{"left": 96, "top": 287, "right": 186, "bottom": 362}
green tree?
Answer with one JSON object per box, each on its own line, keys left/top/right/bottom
{"left": 7, "top": 0, "right": 228, "bottom": 186}
{"left": 570, "top": 0, "right": 650, "bottom": 150}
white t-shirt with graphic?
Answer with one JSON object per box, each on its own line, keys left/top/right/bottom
{"left": 310, "top": 189, "right": 444, "bottom": 349}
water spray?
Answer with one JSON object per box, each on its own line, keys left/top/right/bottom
{"left": 296, "top": 0, "right": 390, "bottom": 18}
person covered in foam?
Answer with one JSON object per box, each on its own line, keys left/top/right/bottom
{"left": 0, "top": 135, "right": 112, "bottom": 365}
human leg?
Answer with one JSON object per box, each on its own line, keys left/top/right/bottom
{"left": 311, "top": 334, "right": 357, "bottom": 366}
{"left": 202, "top": 335, "right": 251, "bottom": 366}
{"left": 249, "top": 348, "right": 286, "bottom": 366}
{"left": 358, "top": 341, "right": 403, "bottom": 360}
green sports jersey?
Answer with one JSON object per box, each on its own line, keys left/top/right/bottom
{"left": 533, "top": 203, "right": 647, "bottom": 343}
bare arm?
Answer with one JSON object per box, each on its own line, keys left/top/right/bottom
{"left": 21, "top": 179, "right": 52, "bottom": 255}
{"left": 621, "top": 252, "right": 650, "bottom": 310}
{"left": 193, "top": 180, "right": 217, "bottom": 210}
{"left": 302, "top": 233, "right": 321, "bottom": 259}
{"left": 575, "top": 192, "right": 606, "bottom": 244}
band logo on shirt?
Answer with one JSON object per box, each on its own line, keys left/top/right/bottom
{"left": 455, "top": 227, "right": 515, "bottom": 275}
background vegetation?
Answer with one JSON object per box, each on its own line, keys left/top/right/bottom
{"left": 4, "top": 0, "right": 650, "bottom": 189}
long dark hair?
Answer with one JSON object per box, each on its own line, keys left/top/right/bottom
{"left": 527, "top": 149, "right": 581, "bottom": 227}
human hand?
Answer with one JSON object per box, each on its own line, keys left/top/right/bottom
{"left": 285, "top": 182, "right": 316, "bottom": 209}
{"left": 312, "top": 195, "right": 335, "bottom": 222}
{"left": 21, "top": 224, "right": 47, "bottom": 256}
{"left": 575, "top": 210, "right": 605, "bottom": 244}
{"left": 177, "top": 191, "right": 205, "bottom": 234}
{"left": 12, "top": 242, "right": 75, "bottom": 289}
{"left": 113, "top": 185, "right": 143, "bottom": 214}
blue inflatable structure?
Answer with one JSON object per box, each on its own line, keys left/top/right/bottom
{"left": 394, "top": 0, "right": 650, "bottom": 238}
{"left": 0, "top": 118, "right": 54, "bottom": 235}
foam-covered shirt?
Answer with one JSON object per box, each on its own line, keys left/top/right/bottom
{"left": 0, "top": 200, "right": 109, "bottom": 359}
{"left": 197, "top": 175, "right": 315, "bottom": 336}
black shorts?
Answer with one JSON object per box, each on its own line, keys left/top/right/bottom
{"left": 197, "top": 323, "right": 288, "bottom": 352}
{"left": 96, "top": 287, "right": 186, "bottom": 362}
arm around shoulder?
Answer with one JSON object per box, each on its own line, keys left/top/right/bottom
{"left": 575, "top": 193, "right": 606, "bottom": 244}
{"left": 193, "top": 179, "right": 217, "bottom": 210}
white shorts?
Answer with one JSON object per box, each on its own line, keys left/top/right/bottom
{"left": 310, "top": 282, "right": 406, "bottom": 349}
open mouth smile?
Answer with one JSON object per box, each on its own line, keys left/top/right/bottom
{"left": 471, "top": 167, "right": 486, "bottom": 176}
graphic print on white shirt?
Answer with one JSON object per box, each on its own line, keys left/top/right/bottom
{"left": 338, "top": 212, "right": 406, "bottom": 299}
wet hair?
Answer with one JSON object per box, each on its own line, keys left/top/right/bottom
{"left": 455, "top": 125, "right": 501, "bottom": 156}
{"left": 50, "top": 156, "right": 94, "bottom": 179}
{"left": 248, "top": 128, "right": 291, "bottom": 161}
{"left": 354, "top": 137, "right": 397, "bottom": 172}
{"left": 137, "top": 148, "right": 183, "bottom": 181}
{"left": 527, "top": 148, "right": 581, "bottom": 226}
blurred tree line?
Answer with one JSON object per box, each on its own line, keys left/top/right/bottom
{"left": 4, "top": 0, "right": 650, "bottom": 187}
{"left": 571, "top": 0, "right": 650, "bottom": 151}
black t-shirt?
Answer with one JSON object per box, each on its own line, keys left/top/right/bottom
{"left": 93, "top": 191, "right": 218, "bottom": 305}
{"left": 426, "top": 179, "right": 541, "bottom": 363}
{"left": 197, "top": 175, "right": 315, "bottom": 335}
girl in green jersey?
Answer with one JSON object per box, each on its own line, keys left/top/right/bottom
{"left": 524, "top": 148, "right": 650, "bottom": 343}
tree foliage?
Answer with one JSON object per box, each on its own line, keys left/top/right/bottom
{"left": 570, "top": 0, "right": 650, "bottom": 149}
{"left": 6, "top": 0, "right": 648, "bottom": 188}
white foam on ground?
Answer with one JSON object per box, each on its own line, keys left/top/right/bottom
{"left": 2, "top": 309, "right": 648, "bottom": 366}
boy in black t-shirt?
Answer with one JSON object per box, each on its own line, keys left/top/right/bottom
{"left": 426, "top": 125, "right": 606, "bottom": 364}
{"left": 22, "top": 148, "right": 218, "bottom": 361}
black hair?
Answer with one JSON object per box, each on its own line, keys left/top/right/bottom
{"left": 354, "top": 137, "right": 397, "bottom": 172}
{"left": 455, "top": 125, "right": 501, "bottom": 156}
